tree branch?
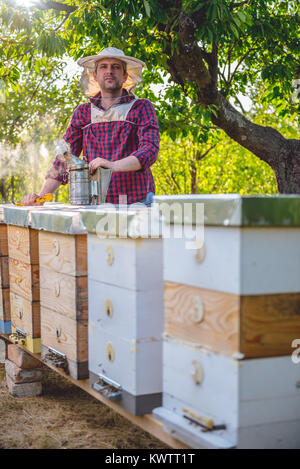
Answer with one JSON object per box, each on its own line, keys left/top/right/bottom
{"left": 170, "top": 170, "right": 181, "bottom": 191}
{"left": 229, "top": 1, "right": 252, "bottom": 10}
{"left": 196, "top": 144, "right": 217, "bottom": 161}
{"left": 41, "top": 1, "right": 77, "bottom": 13}
{"left": 226, "top": 46, "right": 259, "bottom": 91}
{"left": 52, "top": 11, "right": 71, "bottom": 31}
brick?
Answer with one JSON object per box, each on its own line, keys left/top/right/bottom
{"left": 7, "top": 344, "right": 41, "bottom": 369}
{"left": 5, "top": 359, "right": 43, "bottom": 383}
{"left": 0, "top": 338, "right": 6, "bottom": 363}
{"left": 6, "top": 374, "right": 42, "bottom": 398}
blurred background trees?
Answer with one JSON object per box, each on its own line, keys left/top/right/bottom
{"left": 0, "top": 0, "right": 299, "bottom": 202}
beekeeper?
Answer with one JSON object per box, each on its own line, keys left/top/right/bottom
{"left": 22, "top": 47, "right": 160, "bottom": 206}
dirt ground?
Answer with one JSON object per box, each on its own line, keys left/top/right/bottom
{"left": 0, "top": 363, "right": 169, "bottom": 450}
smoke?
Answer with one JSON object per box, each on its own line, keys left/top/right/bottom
{"left": 0, "top": 139, "right": 55, "bottom": 201}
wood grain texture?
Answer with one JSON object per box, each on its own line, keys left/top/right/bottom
{"left": 164, "top": 282, "right": 239, "bottom": 356}
{"left": 0, "top": 288, "right": 10, "bottom": 321}
{"left": 10, "top": 292, "right": 40, "bottom": 337}
{"left": 165, "top": 282, "right": 300, "bottom": 358}
{"left": 0, "top": 224, "right": 8, "bottom": 257}
{"left": 240, "top": 293, "right": 300, "bottom": 358}
{"left": 41, "top": 305, "right": 88, "bottom": 362}
{"left": 7, "top": 226, "right": 39, "bottom": 264}
{"left": 39, "top": 267, "right": 87, "bottom": 321}
{"left": 0, "top": 256, "right": 9, "bottom": 288}
{"left": 39, "top": 232, "right": 87, "bottom": 276}
{"left": 9, "top": 258, "right": 39, "bottom": 302}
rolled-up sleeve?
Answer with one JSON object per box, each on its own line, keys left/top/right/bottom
{"left": 130, "top": 100, "right": 160, "bottom": 171}
{"left": 46, "top": 104, "right": 90, "bottom": 185}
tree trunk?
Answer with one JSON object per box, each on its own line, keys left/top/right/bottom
{"left": 0, "top": 178, "right": 7, "bottom": 203}
{"left": 190, "top": 161, "right": 197, "bottom": 194}
{"left": 213, "top": 94, "right": 300, "bottom": 194}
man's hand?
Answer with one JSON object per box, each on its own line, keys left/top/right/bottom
{"left": 20, "top": 194, "right": 44, "bottom": 206}
{"left": 89, "top": 155, "right": 142, "bottom": 174}
{"left": 89, "top": 158, "right": 115, "bottom": 175}
{"left": 20, "top": 178, "right": 61, "bottom": 206}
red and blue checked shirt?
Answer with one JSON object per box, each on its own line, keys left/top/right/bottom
{"left": 47, "top": 91, "right": 160, "bottom": 204}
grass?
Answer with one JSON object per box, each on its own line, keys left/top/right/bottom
{"left": 0, "top": 363, "right": 169, "bottom": 450}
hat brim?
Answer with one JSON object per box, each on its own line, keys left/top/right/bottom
{"left": 77, "top": 54, "right": 145, "bottom": 97}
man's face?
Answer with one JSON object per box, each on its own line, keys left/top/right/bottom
{"left": 93, "top": 58, "right": 128, "bottom": 93}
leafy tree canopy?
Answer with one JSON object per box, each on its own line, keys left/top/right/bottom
{"left": 0, "top": 0, "right": 299, "bottom": 192}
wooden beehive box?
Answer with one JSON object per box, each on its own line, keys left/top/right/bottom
{"left": 31, "top": 209, "right": 88, "bottom": 379}
{"left": 3, "top": 206, "right": 42, "bottom": 351}
{"left": 81, "top": 207, "right": 164, "bottom": 415}
{"left": 152, "top": 195, "right": 300, "bottom": 449}
{"left": 0, "top": 206, "right": 11, "bottom": 334}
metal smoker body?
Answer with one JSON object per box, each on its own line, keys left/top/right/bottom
{"left": 64, "top": 153, "right": 112, "bottom": 205}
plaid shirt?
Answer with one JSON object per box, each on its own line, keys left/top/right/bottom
{"left": 47, "top": 91, "right": 160, "bottom": 204}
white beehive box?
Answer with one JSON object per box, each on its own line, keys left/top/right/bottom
{"left": 80, "top": 206, "right": 164, "bottom": 415}
{"left": 153, "top": 195, "right": 300, "bottom": 448}
{"left": 154, "top": 335, "right": 300, "bottom": 449}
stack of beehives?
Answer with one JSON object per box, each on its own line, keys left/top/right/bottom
{"left": 81, "top": 207, "right": 164, "bottom": 415}
{"left": 0, "top": 209, "right": 10, "bottom": 334}
{"left": 4, "top": 206, "right": 41, "bottom": 353}
{"left": 31, "top": 209, "right": 88, "bottom": 380}
{"left": 153, "top": 195, "right": 300, "bottom": 449}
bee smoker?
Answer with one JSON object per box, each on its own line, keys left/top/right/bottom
{"left": 62, "top": 152, "right": 112, "bottom": 205}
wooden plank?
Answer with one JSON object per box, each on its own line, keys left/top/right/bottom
{"left": 240, "top": 293, "right": 300, "bottom": 358}
{"left": 7, "top": 226, "right": 39, "bottom": 264}
{"left": 0, "top": 256, "right": 9, "bottom": 288}
{"left": 10, "top": 291, "right": 40, "bottom": 337}
{"left": 9, "top": 258, "right": 39, "bottom": 302}
{"left": 0, "top": 288, "right": 10, "bottom": 321}
{"left": 0, "top": 224, "right": 8, "bottom": 257}
{"left": 0, "top": 330, "right": 188, "bottom": 450}
{"left": 41, "top": 305, "right": 88, "bottom": 362}
{"left": 40, "top": 267, "right": 87, "bottom": 321}
{"left": 39, "top": 232, "right": 87, "bottom": 276}
{"left": 164, "top": 282, "right": 239, "bottom": 356}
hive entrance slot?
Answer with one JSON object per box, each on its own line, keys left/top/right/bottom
{"left": 9, "top": 327, "right": 26, "bottom": 346}
{"left": 44, "top": 347, "right": 69, "bottom": 374}
{"left": 182, "top": 409, "right": 226, "bottom": 432}
{"left": 92, "top": 373, "right": 122, "bottom": 401}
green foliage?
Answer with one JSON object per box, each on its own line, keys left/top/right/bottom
{"left": 153, "top": 134, "right": 277, "bottom": 196}
{"left": 0, "top": 0, "right": 299, "bottom": 199}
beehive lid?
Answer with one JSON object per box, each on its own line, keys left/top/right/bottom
{"left": 153, "top": 195, "right": 300, "bottom": 227}
{"left": 79, "top": 204, "right": 162, "bottom": 238}
{"left": 31, "top": 208, "right": 87, "bottom": 234}
{"left": 3, "top": 204, "right": 66, "bottom": 227}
